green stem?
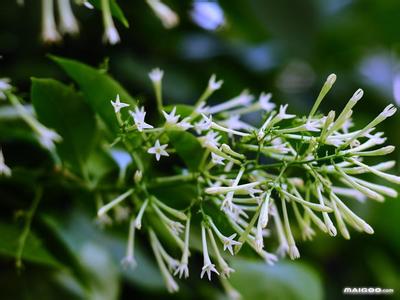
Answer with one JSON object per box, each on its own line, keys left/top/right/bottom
{"left": 16, "top": 187, "right": 43, "bottom": 269}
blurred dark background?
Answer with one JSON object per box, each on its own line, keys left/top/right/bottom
{"left": 0, "top": 0, "right": 399, "bottom": 299}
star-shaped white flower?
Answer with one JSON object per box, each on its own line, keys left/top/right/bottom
{"left": 201, "top": 261, "right": 219, "bottom": 280}
{"left": 174, "top": 263, "right": 189, "bottom": 279}
{"left": 304, "top": 120, "right": 320, "bottom": 132}
{"left": 222, "top": 234, "right": 241, "bottom": 255}
{"left": 176, "top": 117, "right": 193, "bottom": 130}
{"left": 129, "top": 107, "right": 154, "bottom": 132}
{"left": 37, "top": 125, "right": 62, "bottom": 150}
{"left": 111, "top": 94, "right": 129, "bottom": 113}
{"left": 147, "top": 139, "right": 169, "bottom": 161}
{"left": 341, "top": 118, "right": 354, "bottom": 133}
{"left": 211, "top": 152, "right": 225, "bottom": 165}
{"left": 259, "top": 92, "right": 276, "bottom": 112}
{"left": 198, "top": 131, "right": 221, "bottom": 149}
{"left": 200, "top": 225, "right": 220, "bottom": 280}
{"left": 222, "top": 115, "right": 252, "bottom": 131}
{"left": 208, "top": 74, "right": 223, "bottom": 91}
{"left": 194, "top": 114, "right": 212, "bottom": 134}
{"left": 195, "top": 102, "right": 210, "bottom": 114}
{"left": 278, "top": 104, "right": 295, "bottom": 120}
{"left": 220, "top": 262, "right": 235, "bottom": 278}
{"left": 162, "top": 106, "right": 180, "bottom": 125}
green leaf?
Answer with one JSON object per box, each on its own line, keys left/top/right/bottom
{"left": 31, "top": 78, "right": 97, "bottom": 175}
{"left": 89, "top": 0, "right": 129, "bottom": 28}
{"left": 51, "top": 56, "right": 135, "bottom": 134}
{"left": 44, "top": 211, "right": 164, "bottom": 291}
{"left": 230, "top": 259, "right": 323, "bottom": 300}
{"left": 167, "top": 130, "right": 205, "bottom": 171}
{"left": 0, "top": 222, "right": 61, "bottom": 268}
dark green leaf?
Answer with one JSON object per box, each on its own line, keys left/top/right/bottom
{"left": 31, "top": 78, "right": 97, "bottom": 175}
{"left": 230, "top": 258, "right": 323, "bottom": 300}
{"left": 0, "top": 222, "right": 61, "bottom": 268}
{"left": 51, "top": 56, "right": 135, "bottom": 134}
{"left": 167, "top": 130, "right": 205, "bottom": 171}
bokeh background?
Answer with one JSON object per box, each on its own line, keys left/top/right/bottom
{"left": 0, "top": 0, "right": 399, "bottom": 299}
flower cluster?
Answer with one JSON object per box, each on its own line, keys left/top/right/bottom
{"left": 20, "top": 0, "right": 227, "bottom": 45}
{"left": 27, "top": 0, "right": 179, "bottom": 45}
{"left": 97, "top": 70, "right": 400, "bottom": 295}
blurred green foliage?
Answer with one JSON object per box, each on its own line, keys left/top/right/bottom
{"left": 0, "top": 0, "right": 399, "bottom": 299}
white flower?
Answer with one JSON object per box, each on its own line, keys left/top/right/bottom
{"left": 190, "top": 1, "right": 225, "bottom": 31}
{"left": 174, "top": 216, "right": 191, "bottom": 279}
{"left": 0, "top": 78, "right": 12, "bottom": 99}
{"left": 37, "top": 125, "right": 62, "bottom": 150}
{"left": 288, "top": 245, "right": 300, "bottom": 260}
{"left": 258, "top": 193, "right": 271, "bottom": 228}
{"left": 221, "top": 115, "right": 253, "bottom": 131}
{"left": 278, "top": 104, "right": 295, "bottom": 120}
{"left": 121, "top": 255, "right": 137, "bottom": 269}
{"left": 57, "top": 0, "right": 79, "bottom": 35}
{"left": 103, "top": 25, "right": 120, "bottom": 45}
{"left": 149, "top": 230, "right": 180, "bottom": 293}
{"left": 149, "top": 68, "right": 164, "bottom": 83}
{"left": 162, "top": 106, "right": 180, "bottom": 125}
{"left": 200, "top": 225, "right": 219, "bottom": 280}
{"left": 198, "top": 131, "right": 221, "bottom": 149}
{"left": 195, "top": 115, "right": 212, "bottom": 134}
{"left": 169, "top": 221, "right": 185, "bottom": 235}
{"left": 111, "top": 94, "right": 129, "bottom": 113}
{"left": 341, "top": 119, "right": 354, "bottom": 133}
{"left": 205, "top": 181, "right": 261, "bottom": 195}
{"left": 259, "top": 92, "right": 275, "bottom": 112}
{"left": 114, "top": 206, "right": 130, "bottom": 223}
{"left": 304, "top": 120, "right": 321, "bottom": 132}
{"left": 121, "top": 217, "right": 137, "bottom": 269}
{"left": 221, "top": 233, "right": 241, "bottom": 255}
{"left": 207, "top": 90, "right": 253, "bottom": 114}
{"left": 380, "top": 104, "right": 397, "bottom": 118}
{"left": 0, "top": 149, "right": 11, "bottom": 177}
{"left": 220, "top": 262, "right": 235, "bottom": 278}
{"left": 301, "top": 225, "right": 315, "bottom": 241}
{"left": 133, "top": 199, "right": 149, "bottom": 229}
{"left": 97, "top": 189, "right": 134, "bottom": 217}
{"left": 176, "top": 117, "right": 193, "bottom": 130}
{"left": 211, "top": 152, "right": 225, "bottom": 165}
{"left": 255, "top": 223, "right": 264, "bottom": 252}
{"left": 207, "top": 227, "right": 235, "bottom": 278}
{"left": 175, "top": 263, "right": 189, "bottom": 279}
{"left": 195, "top": 102, "right": 210, "bottom": 115}
{"left": 146, "top": 0, "right": 179, "bottom": 29}
{"left": 209, "top": 219, "right": 241, "bottom": 255}
{"left": 208, "top": 74, "right": 223, "bottom": 91}
{"left": 277, "top": 241, "right": 289, "bottom": 257}
{"left": 148, "top": 140, "right": 169, "bottom": 161}
{"left": 82, "top": 1, "right": 94, "bottom": 9}
{"left": 42, "top": 0, "right": 62, "bottom": 43}
{"left": 130, "top": 107, "right": 154, "bottom": 132}
{"left": 95, "top": 213, "right": 113, "bottom": 228}
{"left": 259, "top": 250, "right": 279, "bottom": 265}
